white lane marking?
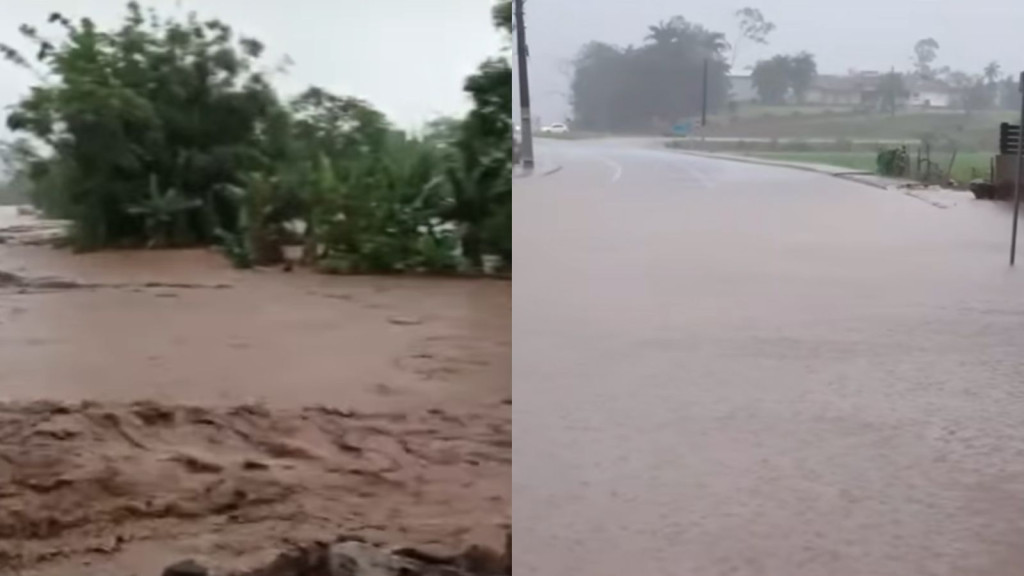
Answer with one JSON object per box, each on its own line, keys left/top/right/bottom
{"left": 648, "top": 151, "right": 714, "bottom": 189}
{"left": 600, "top": 157, "right": 623, "bottom": 183}
{"left": 683, "top": 164, "right": 714, "bottom": 189}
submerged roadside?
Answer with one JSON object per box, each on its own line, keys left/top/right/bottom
{"left": 0, "top": 208, "right": 510, "bottom": 575}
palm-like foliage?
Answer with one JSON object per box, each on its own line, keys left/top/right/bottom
{"left": 572, "top": 16, "right": 731, "bottom": 133}
{"left": 125, "top": 174, "right": 203, "bottom": 247}
{"left": 2, "top": 1, "right": 512, "bottom": 273}
{"left": 3, "top": 2, "right": 280, "bottom": 250}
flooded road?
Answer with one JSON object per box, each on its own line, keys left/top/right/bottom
{"left": 514, "top": 140, "right": 1024, "bottom": 576}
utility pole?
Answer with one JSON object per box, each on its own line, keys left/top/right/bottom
{"left": 514, "top": 0, "right": 535, "bottom": 170}
{"left": 1011, "top": 71, "right": 1024, "bottom": 265}
{"left": 701, "top": 58, "right": 709, "bottom": 128}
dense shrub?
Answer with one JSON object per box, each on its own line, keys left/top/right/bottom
{"left": 1, "top": 1, "right": 512, "bottom": 273}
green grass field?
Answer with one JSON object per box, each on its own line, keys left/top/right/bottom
{"left": 742, "top": 151, "right": 994, "bottom": 183}
{"left": 706, "top": 106, "right": 1014, "bottom": 152}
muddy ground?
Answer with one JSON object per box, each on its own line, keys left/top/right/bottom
{"left": 0, "top": 211, "right": 510, "bottom": 575}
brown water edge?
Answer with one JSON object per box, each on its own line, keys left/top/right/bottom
{"left": 0, "top": 246, "right": 510, "bottom": 411}
{"left": 0, "top": 245, "right": 510, "bottom": 574}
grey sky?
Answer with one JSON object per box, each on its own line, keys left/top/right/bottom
{"left": 0, "top": 0, "right": 502, "bottom": 131}
{"left": 522, "top": 0, "right": 1024, "bottom": 123}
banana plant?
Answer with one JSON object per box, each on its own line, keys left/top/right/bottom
{"left": 124, "top": 174, "right": 203, "bottom": 248}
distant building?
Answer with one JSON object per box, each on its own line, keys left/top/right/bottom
{"left": 728, "top": 75, "right": 757, "bottom": 103}
{"left": 803, "top": 75, "right": 872, "bottom": 106}
{"left": 801, "top": 73, "right": 953, "bottom": 110}
{"left": 905, "top": 79, "right": 953, "bottom": 109}
{"left": 734, "top": 70, "right": 955, "bottom": 110}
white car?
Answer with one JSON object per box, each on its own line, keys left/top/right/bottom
{"left": 541, "top": 123, "right": 569, "bottom": 135}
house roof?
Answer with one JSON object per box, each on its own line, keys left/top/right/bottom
{"left": 905, "top": 78, "right": 951, "bottom": 93}
{"left": 810, "top": 75, "right": 883, "bottom": 93}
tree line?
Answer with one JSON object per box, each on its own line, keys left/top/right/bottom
{"left": 567, "top": 5, "right": 1019, "bottom": 133}
{"left": 748, "top": 34, "right": 1016, "bottom": 114}
{"left": 569, "top": 16, "right": 731, "bottom": 133}
{"left": 0, "top": 1, "right": 512, "bottom": 273}
{"left": 567, "top": 8, "right": 794, "bottom": 132}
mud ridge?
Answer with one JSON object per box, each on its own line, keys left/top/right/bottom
{"left": 0, "top": 269, "right": 233, "bottom": 293}
{"left": 0, "top": 400, "right": 510, "bottom": 572}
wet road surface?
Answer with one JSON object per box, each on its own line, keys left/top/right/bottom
{"left": 514, "top": 139, "right": 1024, "bottom": 576}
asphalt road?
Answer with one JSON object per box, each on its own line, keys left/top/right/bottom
{"left": 514, "top": 139, "right": 1024, "bottom": 576}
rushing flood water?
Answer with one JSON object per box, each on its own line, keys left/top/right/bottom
{"left": 0, "top": 206, "right": 509, "bottom": 411}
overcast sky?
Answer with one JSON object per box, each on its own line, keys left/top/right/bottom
{"left": 0, "top": 0, "right": 502, "bottom": 131}
{"left": 521, "top": 0, "right": 1024, "bottom": 123}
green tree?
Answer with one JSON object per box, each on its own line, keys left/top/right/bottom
{"left": 750, "top": 52, "right": 817, "bottom": 105}
{"left": 2, "top": 1, "right": 513, "bottom": 274}
{"left": 984, "top": 61, "right": 1002, "bottom": 86}
{"left": 2, "top": 2, "right": 281, "bottom": 250}
{"left": 449, "top": 1, "right": 513, "bottom": 267}
{"left": 570, "top": 16, "right": 730, "bottom": 133}
{"left": 788, "top": 52, "right": 817, "bottom": 103}
{"left": 731, "top": 7, "right": 775, "bottom": 67}
{"left": 913, "top": 38, "right": 940, "bottom": 80}
{"left": 751, "top": 55, "right": 792, "bottom": 104}
{"left": 878, "top": 71, "right": 906, "bottom": 116}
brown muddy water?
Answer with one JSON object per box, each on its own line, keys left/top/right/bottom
{"left": 0, "top": 245, "right": 509, "bottom": 411}
{"left": 0, "top": 208, "right": 510, "bottom": 574}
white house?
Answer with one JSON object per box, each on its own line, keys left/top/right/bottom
{"left": 803, "top": 75, "right": 870, "bottom": 106}
{"left": 728, "top": 76, "right": 757, "bottom": 103}
{"left": 906, "top": 79, "right": 953, "bottom": 109}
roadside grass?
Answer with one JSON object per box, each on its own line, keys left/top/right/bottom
{"left": 705, "top": 108, "right": 1014, "bottom": 151}
{"left": 741, "top": 151, "right": 994, "bottom": 183}
{"left": 717, "top": 104, "right": 858, "bottom": 119}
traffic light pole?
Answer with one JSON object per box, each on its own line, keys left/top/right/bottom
{"left": 515, "top": 0, "right": 535, "bottom": 170}
{"left": 1012, "top": 72, "right": 1024, "bottom": 265}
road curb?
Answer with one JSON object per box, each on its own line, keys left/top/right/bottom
{"left": 667, "top": 148, "right": 878, "bottom": 182}
{"left": 667, "top": 148, "right": 965, "bottom": 209}
{"left": 513, "top": 163, "right": 564, "bottom": 179}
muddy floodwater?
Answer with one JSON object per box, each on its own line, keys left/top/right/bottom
{"left": 0, "top": 207, "right": 510, "bottom": 574}
{"left": 0, "top": 244, "right": 509, "bottom": 412}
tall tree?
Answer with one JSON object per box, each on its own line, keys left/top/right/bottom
{"left": 788, "top": 52, "right": 818, "bottom": 103}
{"left": 447, "top": 0, "right": 513, "bottom": 265}
{"left": 570, "top": 16, "right": 730, "bottom": 133}
{"left": 913, "top": 38, "right": 940, "bottom": 80}
{"left": 645, "top": 19, "right": 679, "bottom": 46}
{"left": 751, "top": 55, "right": 792, "bottom": 104}
{"left": 984, "top": 61, "right": 1002, "bottom": 85}
{"left": 730, "top": 7, "right": 774, "bottom": 68}
{"left": 878, "top": 71, "right": 906, "bottom": 116}
{"left": 2, "top": 3, "right": 282, "bottom": 249}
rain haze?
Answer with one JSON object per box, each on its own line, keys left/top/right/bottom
{"left": 516, "top": 0, "right": 1024, "bottom": 574}
{"left": 521, "top": 0, "right": 1024, "bottom": 124}
{"left": 0, "top": 0, "right": 502, "bottom": 130}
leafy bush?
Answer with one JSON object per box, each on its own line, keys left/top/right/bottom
{"left": 2, "top": 1, "right": 513, "bottom": 273}
{"left": 877, "top": 146, "right": 910, "bottom": 177}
